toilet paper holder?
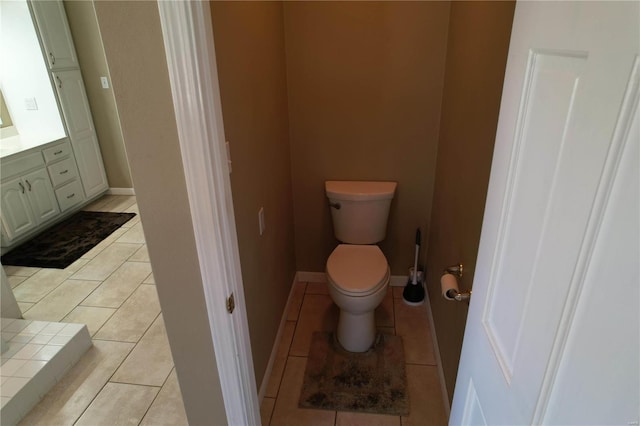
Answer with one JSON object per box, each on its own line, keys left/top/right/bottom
{"left": 443, "top": 263, "right": 464, "bottom": 278}
{"left": 442, "top": 263, "right": 472, "bottom": 303}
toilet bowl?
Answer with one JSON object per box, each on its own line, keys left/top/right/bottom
{"left": 325, "top": 180, "right": 397, "bottom": 352}
{"left": 326, "top": 244, "right": 390, "bottom": 352}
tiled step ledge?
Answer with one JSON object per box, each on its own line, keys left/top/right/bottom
{"left": 0, "top": 319, "right": 92, "bottom": 426}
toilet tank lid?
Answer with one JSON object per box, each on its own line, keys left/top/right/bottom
{"left": 325, "top": 181, "right": 397, "bottom": 201}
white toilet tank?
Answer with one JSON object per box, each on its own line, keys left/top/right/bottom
{"left": 326, "top": 181, "right": 397, "bottom": 244}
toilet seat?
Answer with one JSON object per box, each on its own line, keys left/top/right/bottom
{"left": 326, "top": 244, "right": 389, "bottom": 296}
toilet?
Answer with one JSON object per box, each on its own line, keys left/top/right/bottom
{"left": 325, "top": 180, "right": 397, "bottom": 352}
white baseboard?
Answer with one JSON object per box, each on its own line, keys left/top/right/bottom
{"left": 297, "top": 271, "right": 409, "bottom": 287}
{"left": 107, "top": 187, "right": 136, "bottom": 196}
{"left": 424, "top": 287, "right": 451, "bottom": 418}
{"left": 390, "top": 275, "right": 409, "bottom": 287}
{"left": 258, "top": 273, "right": 299, "bottom": 402}
{"left": 296, "top": 271, "right": 326, "bottom": 283}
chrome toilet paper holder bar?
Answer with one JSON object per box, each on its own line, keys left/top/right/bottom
{"left": 443, "top": 263, "right": 464, "bottom": 278}
{"left": 447, "top": 288, "right": 472, "bottom": 302}
{"left": 443, "top": 263, "right": 472, "bottom": 303}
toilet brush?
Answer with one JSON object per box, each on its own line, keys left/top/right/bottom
{"left": 402, "top": 228, "right": 425, "bottom": 306}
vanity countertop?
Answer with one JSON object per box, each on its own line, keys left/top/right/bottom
{"left": 0, "top": 132, "right": 67, "bottom": 160}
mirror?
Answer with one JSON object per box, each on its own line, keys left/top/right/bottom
{"left": 0, "top": 0, "right": 65, "bottom": 156}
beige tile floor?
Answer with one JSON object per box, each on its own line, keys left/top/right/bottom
{"left": 4, "top": 195, "right": 448, "bottom": 425}
{"left": 262, "top": 282, "right": 448, "bottom": 426}
{"left": 3, "top": 195, "right": 188, "bottom": 426}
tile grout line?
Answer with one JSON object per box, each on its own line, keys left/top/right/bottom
{"left": 72, "top": 292, "right": 157, "bottom": 423}
{"left": 293, "top": 282, "right": 308, "bottom": 323}
{"left": 70, "top": 341, "right": 137, "bottom": 426}
{"left": 270, "top": 315, "right": 299, "bottom": 407}
{"left": 13, "top": 274, "right": 71, "bottom": 308}
{"left": 20, "top": 281, "right": 104, "bottom": 323}
{"left": 76, "top": 225, "right": 132, "bottom": 263}
{"left": 78, "top": 279, "right": 147, "bottom": 312}
{"left": 67, "top": 306, "right": 118, "bottom": 339}
{"left": 269, "top": 287, "right": 307, "bottom": 426}
{"left": 85, "top": 282, "right": 150, "bottom": 338}
{"left": 404, "top": 362, "right": 439, "bottom": 367}
{"left": 267, "top": 319, "right": 298, "bottom": 400}
{"left": 273, "top": 320, "right": 302, "bottom": 400}
{"left": 105, "top": 380, "right": 163, "bottom": 390}
{"left": 98, "top": 311, "right": 163, "bottom": 357}
{"left": 69, "top": 226, "right": 143, "bottom": 289}
{"left": 134, "top": 367, "right": 176, "bottom": 426}
{"left": 74, "top": 204, "right": 166, "bottom": 425}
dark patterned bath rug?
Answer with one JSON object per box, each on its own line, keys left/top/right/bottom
{"left": 1, "top": 211, "right": 136, "bottom": 269}
{"left": 299, "top": 331, "right": 409, "bottom": 415}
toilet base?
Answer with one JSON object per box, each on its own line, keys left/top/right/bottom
{"left": 336, "top": 310, "right": 376, "bottom": 352}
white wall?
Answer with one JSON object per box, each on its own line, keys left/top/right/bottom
{"left": 0, "top": 0, "right": 64, "bottom": 141}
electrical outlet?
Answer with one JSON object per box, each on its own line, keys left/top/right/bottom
{"left": 25, "top": 98, "right": 38, "bottom": 110}
{"left": 100, "top": 76, "right": 109, "bottom": 89}
{"left": 258, "top": 207, "right": 265, "bottom": 236}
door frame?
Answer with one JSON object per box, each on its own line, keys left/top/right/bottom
{"left": 156, "top": 2, "right": 259, "bottom": 424}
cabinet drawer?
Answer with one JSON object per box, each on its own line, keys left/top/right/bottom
{"left": 1, "top": 152, "right": 44, "bottom": 180}
{"left": 48, "top": 157, "right": 78, "bottom": 187}
{"left": 55, "top": 180, "right": 84, "bottom": 212}
{"left": 43, "top": 141, "right": 72, "bottom": 163}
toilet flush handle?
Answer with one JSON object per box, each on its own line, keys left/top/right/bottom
{"left": 329, "top": 201, "right": 341, "bottom": 210}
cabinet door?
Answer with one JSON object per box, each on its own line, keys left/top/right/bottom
{"left": 29, "top": 0, "right": 78, "bottom": 70}
{"left": 23, "top": 168, "right": 60, "bottom": 225}
{"left": 53, "top": 70, "right": 108, "bottom": 199}
{"left": 0, "top": 178, "right": 36, "bottom": 242}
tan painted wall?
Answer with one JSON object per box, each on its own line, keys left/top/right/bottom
{"left": 210, "top": 2, "right": 297, "bottom": 387}
{"left": 284, "top": 2, "right": 451, "bottom": 274}
{"left": 93, "top": 2, "right": 226, "bottom": 423}
{"left": 64, "top": 0, "right": 133, "bottom": 189}
{"left": 425, "top": 1, "right": 515, "bottom": 403}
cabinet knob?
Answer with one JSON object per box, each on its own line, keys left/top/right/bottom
{"left": 25, "top": 180, "right": 32, "bottom": 191}
{"left": 66, "top": 193, "right": 75, "bottom": 199}
{"left": 60, "top": 169, "right": 69, "bottom": 175}
{"left": 49, "top": 52, "right": 55, "bottom": 65}
{"left": 18, "top": 182, "right": 25, "bottom": 194}
{"left": 56, "top": 76, "right": 62, "bottom": 89}
{"left": 54, "top": 150, "right": 63, "bottom": 155}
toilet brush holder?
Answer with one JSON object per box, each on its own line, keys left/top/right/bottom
{"left": 402, "top": 267, "right": 425, "bottom": 306}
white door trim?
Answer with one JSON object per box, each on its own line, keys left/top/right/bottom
{"left": 156, "top": 2, "right": 259, "bottom": 425}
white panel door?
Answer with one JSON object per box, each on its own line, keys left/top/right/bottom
{"left": 53, "top": 69, "right": 109, "bottom": 199}
{"left": 29, "top": 0, "right": 78, "bottom": 70}
{"left": 451, "top": 2, "right": 639, "bottom": 425}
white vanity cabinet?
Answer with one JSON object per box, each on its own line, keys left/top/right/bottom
{"left": 52, "top": 70, "right": 108, "bottom": 199}
{"left": 0, "top": 139, "right": 85, "bottom": 247}
{"left": 43, "top": 140, "right": 85, "bottom": 212}
{"left": 1, "top": 153, "right": 60, "bottom": 242}
{"left": 29, "top": 0, "right": 109, "bottom": 200}
{"left": 29, "top": 0, "right": 79, "bottom": 70}
{"left": 1, "top": 178, "right": 38, "bottom": 242}
{"left": 22, "top": 168, "right": 60, "bottom": 223}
